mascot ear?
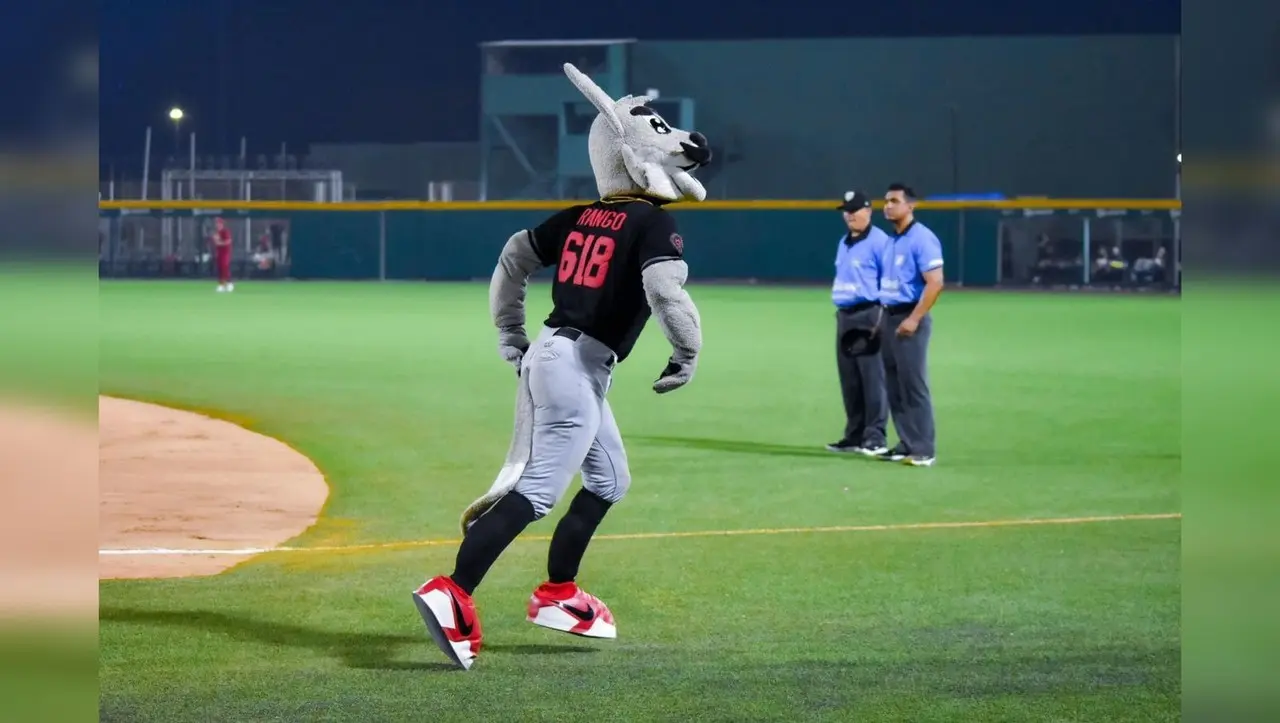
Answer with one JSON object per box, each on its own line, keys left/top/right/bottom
{"left": 563, "top": 63, "right": 625, "bottom": 136}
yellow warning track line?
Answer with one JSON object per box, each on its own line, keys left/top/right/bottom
{"left": 98, "top": 512, "right": 1181, "bottom": 556}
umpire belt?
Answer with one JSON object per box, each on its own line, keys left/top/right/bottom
{"left": 837, "top": 300, "right": 881, "bottom": 314}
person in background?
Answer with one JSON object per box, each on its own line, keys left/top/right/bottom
{"left": 1031, "top": 232, "right": 1055, "bottom": 285}
{"left": 211, "top": 216, "right": 234, "bottom": 292}
{"left": 253, "top": 230, "right": 277, "bottom": 271}
{"left": 1093, "top": 245, "right": 1126, "bottom": 285}
{"left": 877, "top": 183, "right": 944, "bottom": 467}
{"left": 1132, "top": 245, "right": 1167, "bottom": 285}
{"left": 826, "top": 190, "right": 891, "bottom": 456}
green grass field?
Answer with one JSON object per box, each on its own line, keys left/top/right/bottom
{"left": 99, "top": 281, "right": 1180, "bottom": 722}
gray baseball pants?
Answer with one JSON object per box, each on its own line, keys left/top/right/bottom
{"left": 513, "top": 326, "right": 632, "bottom": 519}
{"left": 880, "top": 308, "right": 937, "bottom": 457}
{"left": 835, "top": 304, "right": 888, "bottom": 446}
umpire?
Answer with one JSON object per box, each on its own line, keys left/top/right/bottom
{"left": 877, "top": 183, "right": 945, "bottom": 467}
{"left": 826, "top": 190, "right": 891, "bottom": 456}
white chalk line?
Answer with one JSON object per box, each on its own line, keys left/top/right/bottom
{"left": 98, "top": 512, "right": 1181, "bottom": 557}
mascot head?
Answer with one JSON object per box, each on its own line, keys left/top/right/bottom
{"left": 563, "top": 62, "right": 712, "bottom": 203}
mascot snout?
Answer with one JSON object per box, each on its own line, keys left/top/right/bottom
{"left": 678, "top": 132, "right": 712, "bottom": 170}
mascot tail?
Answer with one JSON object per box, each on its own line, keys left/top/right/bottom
{"left": 459, "top": 370, "right": 535, "bottom": 534}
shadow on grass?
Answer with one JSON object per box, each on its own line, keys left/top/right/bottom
{"left": 484, "top": 643, "right": 598, "bottom": 655}
{"left": 100, "top": 608, "right": 596, "bottom": 672}
{"left": 631, "top": 435, "right": 864, "bottom": 460}
{"left": 100, "top": 607, "right": 447, "bottom": 671}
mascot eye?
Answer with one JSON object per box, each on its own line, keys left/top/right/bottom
{"left": 649, "top": 118, "right": 671, "bottom": 135}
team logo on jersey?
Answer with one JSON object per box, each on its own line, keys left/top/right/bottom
{"left": 670, "top": 233, "right": 683, "bottom": 253}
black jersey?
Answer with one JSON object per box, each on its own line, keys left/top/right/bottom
{"left": 525, "top": 194, "right": 686, "bottom": 363}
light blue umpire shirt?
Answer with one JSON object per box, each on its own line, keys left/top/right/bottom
{"left": 880, "top": 220, "right": 945, "bottom": 306}
{"left": 832, "top": 226, "right": 891, "bottom": 308}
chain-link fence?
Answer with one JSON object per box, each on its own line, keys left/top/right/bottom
{"left": 998, "top": 209, "right": 1180, "bottom": 290}
{"left": 100, "top": 167, "right": 345, "bottom": 278}
{"left": 100, "top": 212, "right": 295, "bottom": 280}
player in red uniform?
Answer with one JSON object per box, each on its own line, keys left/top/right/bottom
{"left": 211, "top": 217, "right": 234, "bottom": 292}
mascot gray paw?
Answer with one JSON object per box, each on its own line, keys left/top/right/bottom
{"left": 498, "top": 329, "right": 529, "bottom": 374}
{"left": 653, "top": 355, "right": 697, "bottom": 394}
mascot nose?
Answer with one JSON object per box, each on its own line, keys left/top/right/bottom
{"left": 680, "top": 132, "right": 712, "bottom": 167}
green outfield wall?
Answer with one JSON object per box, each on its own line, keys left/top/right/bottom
{"left": 98, "top": 199, "right": 1180, "bottom": 286}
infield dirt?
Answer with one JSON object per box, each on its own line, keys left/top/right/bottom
{"left": 98, "top": 396, "right": 328, "bottom": 580}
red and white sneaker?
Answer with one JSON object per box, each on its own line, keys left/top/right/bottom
{"left": 526, "top": 581, "right": 617, "bottom": 639}
{"left": 412, "top": 576, "right": 482, "bottom": 670}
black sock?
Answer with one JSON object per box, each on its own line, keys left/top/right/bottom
{"left": 450, "top": 492, "right": 536, "bottom": 595}
{"left": 547, "top": 489, "right": 612, "bottom": 584}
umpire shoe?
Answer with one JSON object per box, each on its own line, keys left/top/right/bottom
{"left": 413, "top": 576, "right": 483, "bottom": 670}
{"left": 876, "top": 445, "right": 908, "bottom": 462}
{"left": 829, "top": 439, "right": 889, "bottom": 457}
{"left": 527, "top": 581, "right": 617, "bottom": 639}
{"left": 825, "top": 438, "right": 861, "bottom": 454}
{"left": 902, "top": 455, "right": 936, "bottom": 467}
{"left": 854, "top": 442, "right": 889, "bottom": 457}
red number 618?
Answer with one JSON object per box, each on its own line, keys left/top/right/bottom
{"left": 557, "top": 232, "right": 616, "bottom": 289}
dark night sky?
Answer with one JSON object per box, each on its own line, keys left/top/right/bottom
{"left": 95, "top": 0, "right": 1180, "bottom": 164}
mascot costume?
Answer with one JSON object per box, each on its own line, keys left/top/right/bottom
{"left": 412, "top": 63, "right": 710, "bottom": 670}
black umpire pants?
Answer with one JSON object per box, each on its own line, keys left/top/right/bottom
{"left": 881, "top": 304, "right": 936, "bottom": 457}
{"left": 835, "top": 302, "right": 888, "bottom": 446}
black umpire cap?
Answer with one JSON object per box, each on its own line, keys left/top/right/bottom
{"left": 841, "top": 324, "right": 882, "bottom": 357}
{"left": 837, "top": 190, "right": 873, "bottom": 212}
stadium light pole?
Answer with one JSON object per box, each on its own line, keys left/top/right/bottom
{"left": 169, "top": 107, "right": 184, "bottom": 154}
